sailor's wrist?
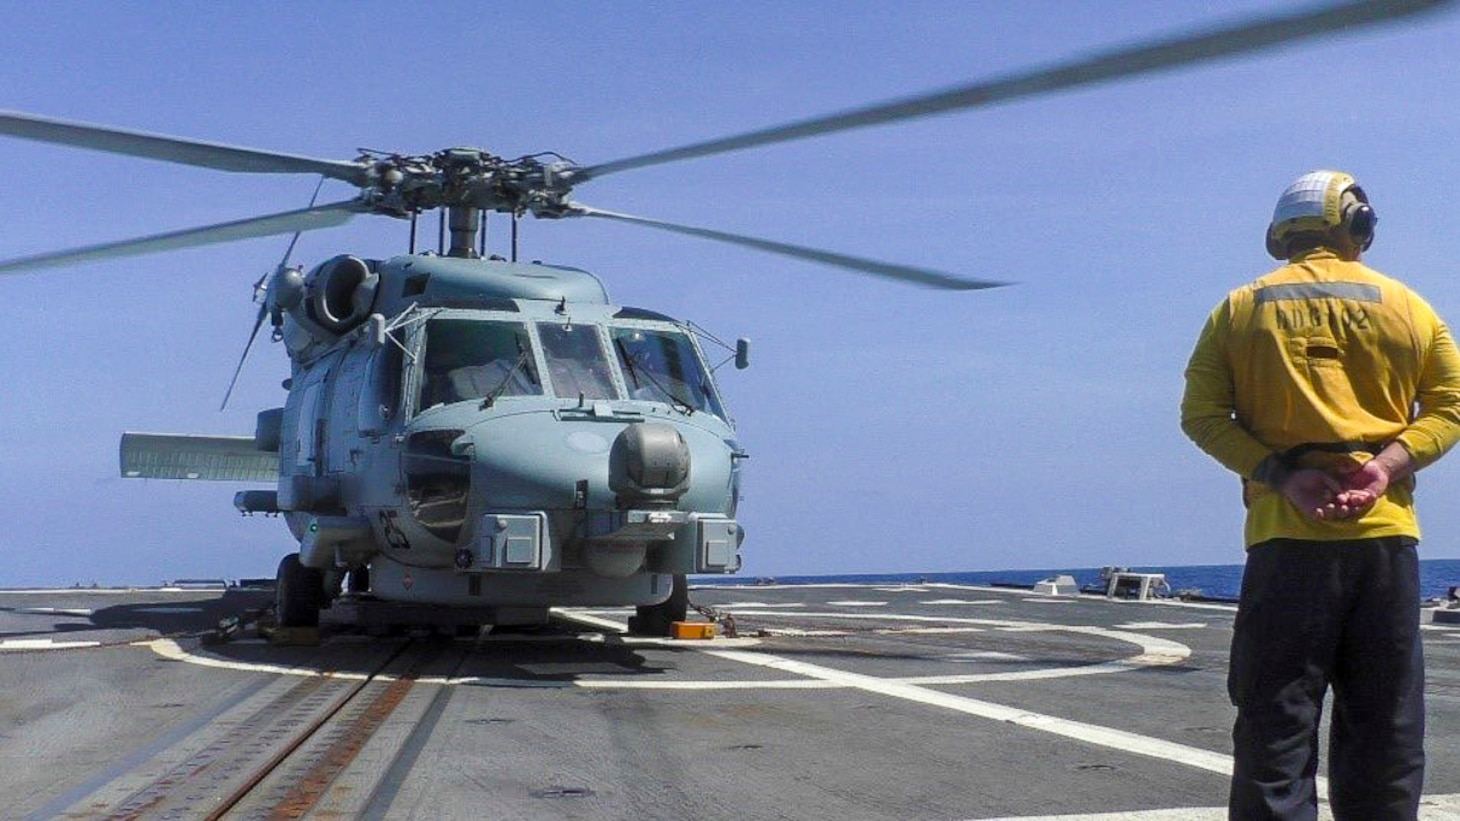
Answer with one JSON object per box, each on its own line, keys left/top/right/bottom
{"left": 1252, "top": 454, "right": 1292, "bottom": 492}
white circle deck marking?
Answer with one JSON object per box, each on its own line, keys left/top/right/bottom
{"left": 143, "top": 608, "right": 1190, "bottom": 692}
{"left": 723, "top": 610, "right": 1191, "bottom": 684}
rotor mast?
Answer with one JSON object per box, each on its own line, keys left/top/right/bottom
{"left": 447, "top": 206, "right": 481, "bottom": 259}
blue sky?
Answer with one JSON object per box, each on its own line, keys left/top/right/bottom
{"left": 1, "top": 1, "right": 1458, "bottom": 586}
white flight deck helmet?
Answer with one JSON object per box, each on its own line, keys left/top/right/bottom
{"left": 1265, "top": 170, "right": 1377, "bottom": 260}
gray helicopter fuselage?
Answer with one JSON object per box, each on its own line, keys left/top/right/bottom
{"left": 248, "top": 253, "right": 744, "bottom": 615}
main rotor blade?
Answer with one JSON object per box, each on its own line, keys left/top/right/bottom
{"left": 0, "top": 111, "right": 370, "bottom": 185}
{"left": 0, "top": 200, "right": 363, "bottom": 276}
{"left": 571, "top": 204, "right": 1004, "bottom": 290}
{"left": 580, "top": 0, "right": 1448, "bottom": 180}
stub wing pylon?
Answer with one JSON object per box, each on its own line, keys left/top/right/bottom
{"left": 119, "top": 432, "right": 277, "bottom": 482}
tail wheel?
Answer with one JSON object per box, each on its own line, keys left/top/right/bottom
{"left": 628, "top": 574, "right": 688, "bottom": 637}
{"left": 276, "top": 554, "right": 324, "bottom": 628}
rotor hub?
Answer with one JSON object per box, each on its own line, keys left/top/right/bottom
{"left": 354, "top": 149, "right": 580, "bottom": 220}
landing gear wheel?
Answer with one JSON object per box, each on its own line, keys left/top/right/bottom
{"left": 628, "top": 574, "right": 688, "bottom": 637}
{"left": 276, "top": 554, "right": 324, "bottom": 628}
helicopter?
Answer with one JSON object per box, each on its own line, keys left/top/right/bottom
{"left": 0, "top": 0, "right": 1445, "bottom": 634}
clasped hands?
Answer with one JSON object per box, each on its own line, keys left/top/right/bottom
{"left": 1280, "top": 459, "right": 1392, "bottom": 522}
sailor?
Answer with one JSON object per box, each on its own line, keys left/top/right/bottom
{"left": 1181, "top": 170, "right": 1460, "bottom": 820}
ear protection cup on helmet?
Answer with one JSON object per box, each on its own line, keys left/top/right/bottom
{"left": 1341, "top": 185, "right": 1377, "bottom": 251}
{"left": 1265, "top": 225, "right": 1286, "bottom": 260}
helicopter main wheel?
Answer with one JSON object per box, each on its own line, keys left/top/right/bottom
{"left": 276, "top": 553, "right": 324, "bottom": 628}
{"left": 628, "top": 574, "right": 688, "bottom": 637}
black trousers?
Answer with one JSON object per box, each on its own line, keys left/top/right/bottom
{"left": 1228, "top": 537, "right": 1425, "bottom": 820}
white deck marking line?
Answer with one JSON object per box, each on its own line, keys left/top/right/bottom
{"left": 1117, "top": 622, "right": 1209, "bottom": 630}
{"left": 573, "top": 678, "right": 835, "bottom": 690}
{"left": 876, "top": 627, "right": 985, "bottom": 635}
{"left": 0, "top": 588, "right": 192, "bottom": 595}
{"left": 970, "top": 792, "right": 1460, "bottom": 821}
{"left": 694, "top": 582, "right": 923, "bottom": 591}
{"left": 943, "top": 651, "right": 1027, "bottom": 662}
{"left": 755, "top": 628, "right": 851, "bottom": 637}
{"left": 705, "top": 645, "right": 1237, "bottom": 777}
{"left": 0, "top": 638, "right": 102, "bottom": 651}
{"left": 899, "top": 659, "right": 1169, "bottom": 686}
{"left": 11, "top": 606, "right": 95, "bottom": 616}
{"left": 826, "top": 600, "right": 888, "bottom": 607}
{"left": 552, "top": 610, "right": 632, "bottom": 631}
{"left": 919, "top": 599, "right": 1002, "bottom": 605}
{"left": 973, "top": 810, "right": 1229, "bottom": 820}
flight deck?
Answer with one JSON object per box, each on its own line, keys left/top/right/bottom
{"left": 3, "top": 581, "right": 1459, "bottom": 820}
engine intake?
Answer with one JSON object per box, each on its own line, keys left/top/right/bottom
{"left": 309, "top": 255, "right": 378, "bottom": 333}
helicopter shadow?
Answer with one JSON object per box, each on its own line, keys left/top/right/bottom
{"left": 91, "top": 589, "right": 274, "bottom": 634}
{"left": 0, "top": 589, "right": 273, "bottom": 642}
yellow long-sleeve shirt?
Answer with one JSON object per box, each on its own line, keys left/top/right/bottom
{"left": 1181, "top": 248, "right": 1460, "bottom": 546}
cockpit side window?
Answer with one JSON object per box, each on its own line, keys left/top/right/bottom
{"left": 610, "top": 326, "right": 727, "bottom": 419}
{"left": 537, "top": 323, "right": 619, "bottom": 401}
{"left": 418, "top": 318, "right": 540, "bottom": 411}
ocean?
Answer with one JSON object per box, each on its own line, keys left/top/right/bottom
{"left": 700, "top": 558, "right": 1460, "bottom": 603}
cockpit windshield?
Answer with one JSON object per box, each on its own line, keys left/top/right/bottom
{"left": 611, "top": 327, "right": 727, "bottom": 419}
{"left": 418, "top": 318, "right": 540, "bottom": 410}
{"left": 537, "top": 324, "right": 619, "bottom": 400}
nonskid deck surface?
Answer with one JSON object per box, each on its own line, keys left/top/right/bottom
{"left": 2, "top": 582, "right": 1459, "bottom": 820}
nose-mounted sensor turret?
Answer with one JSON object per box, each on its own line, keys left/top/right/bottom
{"left": 609, "top": 423, "right": 691, "bottom": 508}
